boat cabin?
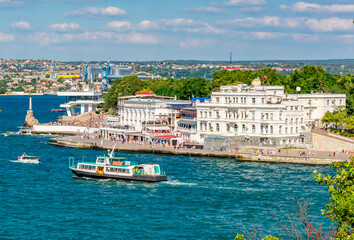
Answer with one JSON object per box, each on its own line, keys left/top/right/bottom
{"left": 133, "top": 164, "right": 162, "bottom": 176}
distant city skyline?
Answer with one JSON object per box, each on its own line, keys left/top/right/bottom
{"left": 0, "top": 0, "right": 353, "bottom": 61}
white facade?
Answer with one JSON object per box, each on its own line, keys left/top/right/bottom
{"left": 196, "top": 80, "right": 346, "bottom": 148}
{"left": 57, "top": 90, "right": 103, "bottom": 116}
{"left": 120, "top": 99, "right": 171, "bottom": 132}
{"left": 294, "top": 93, "right": 346, "bottom": 126}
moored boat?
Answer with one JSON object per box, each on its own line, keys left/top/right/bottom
{"left": 18, "top": 153, "right": 40, "bottom": 164}
{"left": 51, "top": 109, "right": 66, "bottom": 112}
{"left": 69, "top": 150, "right": 167, "bottom": 182}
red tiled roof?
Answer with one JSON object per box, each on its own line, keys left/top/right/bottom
{"left": 154, "top": 135, "right": 180, "bottom": 139}
{"left": 136, "top": 92, "right": 155, "bottom": 95}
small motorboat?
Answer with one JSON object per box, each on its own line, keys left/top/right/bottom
{"left": 18, "top": 153, "right": 40, "bottom": 164}
{"left": 51, "top": 109, "right": 66, "bottom": 112}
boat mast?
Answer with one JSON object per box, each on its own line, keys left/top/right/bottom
{"left": 108, "top": 142, "right": 118, "bottom": 157}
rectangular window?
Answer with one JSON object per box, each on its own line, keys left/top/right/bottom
{"left": 262, "top": 98, "right": 265, "bottom": 104}
{"left": 252, "top": 98, "right": 256, "bottom": 104}
{"left": 252, "top": 112, "right": 255, "bottom": 120}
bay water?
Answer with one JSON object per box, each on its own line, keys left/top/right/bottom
{"left": 0, "top": 95, "right": 333, "bottom": 239}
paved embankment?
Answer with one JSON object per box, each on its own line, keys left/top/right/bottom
{"left": 49, "top": 136, "right": 347, "bottom": 165}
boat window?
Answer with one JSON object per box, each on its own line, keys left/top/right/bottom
{"left": 118, "top": 168, "right": 130, "bottom": 173}
{"left": 154, "top": 166, "right": 160, "bottom": 173}
{"left": 97, "top": 158, "right": 105, "bottom": 164}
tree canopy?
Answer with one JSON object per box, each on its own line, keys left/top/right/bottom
{"left": 103, "top": 66, "right": 354, "bottom": 115}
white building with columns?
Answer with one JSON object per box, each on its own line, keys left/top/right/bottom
{"left": 57, "top": 90, "right": 103, "bottom": 116}
{"left": 195, "top": 79, "right": 346, "bottom": 149}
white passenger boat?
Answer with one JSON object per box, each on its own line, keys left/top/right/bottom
{"left": 18, "top": 153, "right": 40, "bottom": 164}
{"left": 69, "top": 149, "right": 167, "bottom": 182}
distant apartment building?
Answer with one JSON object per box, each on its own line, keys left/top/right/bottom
{"left": 110, "top": 65, "right": 131, "bottom": 76}
{"left": 195, "top": 79, "right": 346, "bottom": 149}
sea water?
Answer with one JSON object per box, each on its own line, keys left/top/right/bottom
{"left": 0, "top": 95, "right": 333, "bottom": 239}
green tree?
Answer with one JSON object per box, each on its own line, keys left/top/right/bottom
{"left": 289, "top": 66, "right": 333, "bottom": 94}
{"left": 103, "top": 76, "right": 144, "bottom": 110}
{"left": 322, "top": 111, "right": 333, "bottom": 125}
{"left": 313, "top": 157, "right": 354, "bottom": 238}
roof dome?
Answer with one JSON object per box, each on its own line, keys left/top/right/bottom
{"left": 252, "top": 78, "right": 261, "bottom": 87}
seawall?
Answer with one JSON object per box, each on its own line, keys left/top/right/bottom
{"left": 49, "top": 137, "right": 343, "bottom": 165}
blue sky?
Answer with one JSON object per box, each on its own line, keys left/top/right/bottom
{"left": 0, "top": 0, "right": 353, "bottom": 61}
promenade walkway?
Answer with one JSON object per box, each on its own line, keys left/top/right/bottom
{"left": 50, "top": 134, "right": 352, "bottom": 165}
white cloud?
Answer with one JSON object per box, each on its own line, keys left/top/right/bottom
{"left": 337, "top": 34, "right": 354, "bottom": 43}
{"left": 223, "top": 0, "right": 266, "bottom": 6}
{"left": 0, "top": 0, "right": 25, "bottom": 7}
{"left": 305, "top": 17, "right": 353, "bottom": 32}
{"left": 11, "top": 21, "right": 31, "bottom": 30}
{"left": 280, "top": 2, "right": 354, "bottom": 13}
{"left": 29, "top": 31, "right": 158, "bottom": 45}
{"left": 107, "top": 18, "right": 226, "bottom": 35}
{"left": 179, "top": 39, "right": 214, "bottom": 49}
{"left": 183, "top": 6, "right": 225, "bottom": 14}
{"left": 291, "top": 33, "right": 319, "bottom": 42}
{"left": 220, "top": 16, "right": 302, "bottom": 28}
{"left": 65, "top": 6, "right": 127, "bottom": 17}
{"left": 0, "top": 32, "right": 14, "bottom": 42}
{"left": 117, "top": 32, "right": 159, "bottom": 44}
{"left": 248, "top": 32, "right": 286, "bottom": 39}
{"left": 106, "top": 21, "right": 133, "bottom": 31}
{"left": 219, "top": 16, "right": 353, "bottom": 32}
{"left": 49, "top": 23, "right": 81, "bottom": 32}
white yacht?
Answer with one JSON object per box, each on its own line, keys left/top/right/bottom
{"left": 18, "top": 153, "right": 40, "bottom": 164}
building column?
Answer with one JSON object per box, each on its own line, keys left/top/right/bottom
{"left": 88, "top": 104, "right": 93, "bottom": 112}
{"left": 81, "top": 104, "right": 85, "bottom": 114}
{"left": 70, "top": 106, "right": 77, "bottom": 116}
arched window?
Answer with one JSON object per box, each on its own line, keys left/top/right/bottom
{"left": 270, "top": 126, "right": 273, "bottom": 134}
{"left": 252, "top": 125, "right": 256, "bottom": 133}
{"left": 242, "top": 124, "right": 246, "bottom": 133}
{"left": 226, "top": 124, "right": 230, "bottom": 132}
{"left": 216, "top": 123, "right": 220, "bottom": 132}
{"left": 234, "top": 124, "right": 238, "bottom": 132}
{"left": 279, "top": 126, "right": 282, "bottom": 134}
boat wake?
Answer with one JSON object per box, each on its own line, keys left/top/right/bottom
{"left": 1, "top": 132, "right": 18, "bottom": 137}
{"left": 10, "top": 160, "right": 39, "bottom": 164}
{"left": 162, "top": 179, "right": 197, "bottom": 187}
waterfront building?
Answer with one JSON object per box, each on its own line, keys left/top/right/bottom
{"left": 196, "top": 79, "right": 346, "bottom": 149}
{"left": 294, "top": 93, "right": 346, "bottom": 127}
{"left": 176, "top": 108, "right": 198, "bottom": 142}
{"left": 100, "top": 92, "right": 191, "bottom": 142}
{"left": 57, "top": 90, "right": 103, "bottom": 116}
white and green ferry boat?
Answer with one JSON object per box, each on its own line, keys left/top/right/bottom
{"left": 69, "top": 150, "right": 167, "bottom": 182}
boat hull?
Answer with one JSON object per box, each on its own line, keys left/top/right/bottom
{"left": 71, "top": 169, "right": 167, "bottom": 182}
